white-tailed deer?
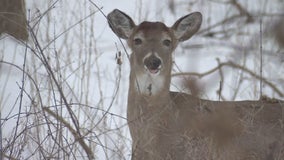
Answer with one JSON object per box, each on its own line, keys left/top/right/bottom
{"left": 107, "top": 9, "right": 284, "bottom": 160}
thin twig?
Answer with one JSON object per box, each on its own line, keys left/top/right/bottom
{"left": 259, "top": 17, "right": 263, "bottom": 98}
{"left": 28, "top": 22, "right": 95, "bottom": 159}
{"left": 172, "top": 61, "right": 284, "bottom": 97}
{"left": 9, "top": 26, "right": 28, "bottom": 158}
{"left": 89, "top": 0, "right": 131, "bottom": 61}
{"left": 43, "top": 107, "right": 94, "bottom": 160}
{"left": 230, "top": 0, "right": 253, "bottom": 23}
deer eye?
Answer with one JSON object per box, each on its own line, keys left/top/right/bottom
{"left": 163, "top": 39, "right": 171, "bottom": 47}
{"left": 134, "top": 38, "right": 142, "bottom": 45}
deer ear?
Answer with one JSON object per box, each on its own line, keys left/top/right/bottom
{"left": 171, "top": 12, "right": 202, "bottom": 41}
{"left": 107, "top": 9, "right": 136, "bottom": 39}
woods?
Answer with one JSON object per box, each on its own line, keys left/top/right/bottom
{"left": 0, "top": 0, "right": 283, "bottom": 159}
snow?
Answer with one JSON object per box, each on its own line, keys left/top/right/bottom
{"left": 0, "top": 0, "right": 283, "bottom": 159}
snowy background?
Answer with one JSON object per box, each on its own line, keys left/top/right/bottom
{"left": 0, "top": 0, "right": 283, "bottom": 159}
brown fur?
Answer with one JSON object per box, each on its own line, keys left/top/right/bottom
{"left": 107, "top": 9, "right": 284, "bottom": 160}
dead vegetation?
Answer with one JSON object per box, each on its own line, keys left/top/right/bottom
{"left": 0, "top": 0, "right": 283, "bottom": 160}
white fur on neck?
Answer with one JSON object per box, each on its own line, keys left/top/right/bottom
{"left": 135, "top": 72, "right": 165, "bottom": 96}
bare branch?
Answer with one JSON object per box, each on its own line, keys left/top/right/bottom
{"left": 43, "top": 107, "right": 94, "bottom": 159}
{"left": 172, "top": 61, "right": 284, "bottom": 97}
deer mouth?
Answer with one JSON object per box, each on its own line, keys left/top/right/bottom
{"left": 144, "top": 65, "right": 161, "bottom": 74}
{"left": 143, "top": 55, "right": 162, "bottom": 75}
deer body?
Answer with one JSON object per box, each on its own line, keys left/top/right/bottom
{"left": 107, "top": 9, "right": 284, "bottom": 160}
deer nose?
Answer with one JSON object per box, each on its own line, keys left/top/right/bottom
{"left": 143, "top": 55, "right": 162, "bottom": 74}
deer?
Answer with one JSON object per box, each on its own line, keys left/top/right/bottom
{"left": 107, "top": 9, "right": 284, "bottom": 160}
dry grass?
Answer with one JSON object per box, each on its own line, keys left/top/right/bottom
{"left": 0, "top": 0, "right": 283, "bottom": 160}
{"left": 1, "top": 1, "right": 130, "bottom": 159}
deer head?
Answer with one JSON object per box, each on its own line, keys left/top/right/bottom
{"left": 107, "top": 9, "right": 202, "bottom": 96}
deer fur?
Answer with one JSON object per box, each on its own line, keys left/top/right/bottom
{"left": 107, "top": 9, "right": 284, "bottom": 160}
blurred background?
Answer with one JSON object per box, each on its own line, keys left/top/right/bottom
{"left": 0, "top": 0, "right": 283, "bottom": 159}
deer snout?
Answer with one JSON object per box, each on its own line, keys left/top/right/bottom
{"left": 143, "top": 54, "right": 162, "bottom": 74}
